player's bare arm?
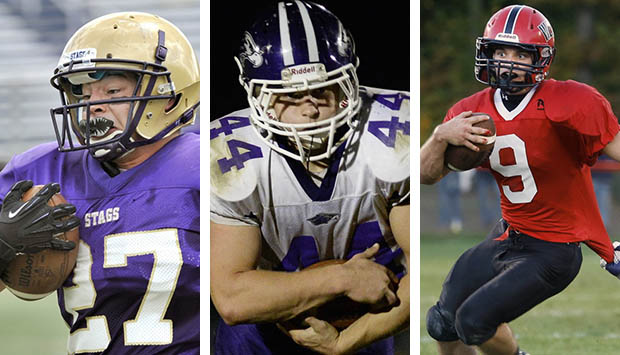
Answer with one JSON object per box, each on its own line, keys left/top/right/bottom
{"left": 421, "top": 111, "right": 490, "bottom": 184}
{"left": 210, "top": 221, "right": 398, "bottom": 325}
{"left": 602, "top": 131, "right": 620, "bottom": 162}
{"left": 289, "top": 204, "right": 410, "bottom": 355}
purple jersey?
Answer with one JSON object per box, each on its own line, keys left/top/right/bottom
{"left": 0, "top": 133, "right": 200, "bottom": 354}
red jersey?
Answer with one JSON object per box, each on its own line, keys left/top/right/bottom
{"left": 444, "top": 79, "right": 620, "bottom": 262}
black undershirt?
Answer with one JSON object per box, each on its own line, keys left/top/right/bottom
{"left": 500, "top": 90, "right": 526, "bottom": 112}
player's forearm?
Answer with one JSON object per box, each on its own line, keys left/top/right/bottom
{"left": 602, "top": 131, "right": 620, "bottom": 162}
{"left": 212, "top": 265, "right": 347, "bottom": 325}
{"left": 336, "top": 273, "right": 410, "bottom": 354}
{"left": 421, "top": 131, "right": 449, "bottom": 184}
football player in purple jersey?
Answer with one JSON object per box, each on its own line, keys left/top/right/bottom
{"left": 211, "top": 1, "right": 409, "bottom": 354}
{"left": 0, "top": 12, "right": 199, "bottom": 354}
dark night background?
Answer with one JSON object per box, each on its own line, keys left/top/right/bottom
{"left": 210, "top": 0, "right": 411, "bottom": 120}
{"left": 210, "top": 2, "right": 411, "bottom": 353}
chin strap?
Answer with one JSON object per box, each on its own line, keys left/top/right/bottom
{"left": 100, "top": 161, "right": 121, "bottom": 177}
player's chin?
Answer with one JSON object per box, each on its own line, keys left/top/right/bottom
{"left": 507, "top": 83, "right": 528, "bottom": 94}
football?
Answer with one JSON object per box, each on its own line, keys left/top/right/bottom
{"left": 279, "top": 259, "right": 386, "bottom": 332}
{"left": 1, "top": 185, "right": 79, "bottom": 301}
{"left": 444, "top": 112, "right": 496, "bottom": 171}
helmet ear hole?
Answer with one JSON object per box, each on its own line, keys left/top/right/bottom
{"left": 165, "top": 93, "right": 182, "bottom": 112}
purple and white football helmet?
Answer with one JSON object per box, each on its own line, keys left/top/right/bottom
{"left": 236, "top": 1, "right": 361, "bottom": 163}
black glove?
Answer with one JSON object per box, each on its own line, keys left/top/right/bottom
{"left": 0, "top": 180, "right": 79, "bottom": 274}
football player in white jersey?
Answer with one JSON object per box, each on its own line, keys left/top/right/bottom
{"left": 210, "top": 1, "right": 410, "bottom": 354}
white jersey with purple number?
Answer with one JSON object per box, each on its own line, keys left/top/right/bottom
{"left": 0, "top": 133, "right": 199, "bottom": 355}
{"left": 210, "top": 87, "right": 410, "bottom": 274}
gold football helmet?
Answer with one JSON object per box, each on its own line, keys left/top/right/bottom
{"left": 50, "top": 12, "right": 200, "bottom": 161}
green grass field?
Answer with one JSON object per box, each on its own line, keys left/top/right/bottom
{"left": 0, "top": 290, "right": 67, "bottom": 354}
{"left": 421, "top": 233, "right": 620, "bottom": 355}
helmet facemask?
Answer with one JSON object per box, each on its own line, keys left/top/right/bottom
{"left": 238, "top": 59, "right": 361, "bottom": 164}
{"left": 475, "top": 39, "right": 554, "bottom": 93}
{"left": 49, "top": 13, "right": 200, "bottom": 163}
{"left": 235, "top": 1, "right": 360, "bottom": 165}
{"left": 51, "top": 58, "right": 177, "bottom": 161}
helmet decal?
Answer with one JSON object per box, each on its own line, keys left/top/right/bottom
{"left": 337, "top": 21, "right": 353, "bottom": 58}
{"left": 240, "top": 32, "right": 264, "bottom": 68}
{"left": 538, "top": 22, "right": 553, "bottom": 42}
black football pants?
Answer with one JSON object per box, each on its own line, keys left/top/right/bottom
{"left": 429, "top": 219, "right": 582, "bottom": 345}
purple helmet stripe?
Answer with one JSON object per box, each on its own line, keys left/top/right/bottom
{"left": 503, "top": 5, "right": 523, "bottom": 34}
{"left": 295, "top": 0, "right": 319, "bottom": 62}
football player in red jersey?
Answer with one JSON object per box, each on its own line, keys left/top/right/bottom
{"left": 421, "top": 4, "right": 620, "bottom": 355}
{"left": 211, "top": 2, "right": 410, "bottom": 354}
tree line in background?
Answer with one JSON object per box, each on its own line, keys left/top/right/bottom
{"left": 421, "top": 0, "right": 620, "bottom": 142}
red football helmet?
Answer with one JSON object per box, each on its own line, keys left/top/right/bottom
{"left": 475, "top": 5, "right": 555, "bottom": 91}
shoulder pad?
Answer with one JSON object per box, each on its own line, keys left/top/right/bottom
{"left": 358, "top": 88, "right": 410, "bottom": 183}
{"left": 447, "top": 88, "right": 493, "bottom": 120}
{"left": 542, "top": 80, "right": 608, "bottom": 123}
{"left": 210, "top": 109, "right": 265, "bottom": 202}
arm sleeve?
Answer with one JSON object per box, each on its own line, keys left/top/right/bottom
{"left": 210, "top": 191, "right": 260, "bottom": 227}
{"left": 546, "top": 82, "right": 620, "bottom": 165}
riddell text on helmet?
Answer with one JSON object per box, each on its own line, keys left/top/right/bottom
{"left": 290, "top": 66, "right": 316, "bottom": 75}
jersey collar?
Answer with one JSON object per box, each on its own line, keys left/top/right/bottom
{"left": 493, "top": 85, "right": 538, "bottom": 121}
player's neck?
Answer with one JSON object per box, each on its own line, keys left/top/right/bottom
{"left": 305, "top": 160, "right": 329, "bottom": 184}
{"left": 500, "top": 89, "right": 528, "bottom": 111}
{"left": 306, "top": 159, "right": 329, "bottom": 173}
{"left": 114, "top": 133, "right": 179, "bottom": 170}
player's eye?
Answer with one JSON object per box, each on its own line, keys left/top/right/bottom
{"left": 286, "top": 92, "right": 305, "bottom": 99}
{"left": 311, "top": 88, "right": 327, "bottom": 98}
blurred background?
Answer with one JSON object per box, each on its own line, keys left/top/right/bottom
{"left": 0, "top": 0, "right": 199, "bottom": 354}
{"left": 421, "top": 1, "right": 620, "bottom": 354}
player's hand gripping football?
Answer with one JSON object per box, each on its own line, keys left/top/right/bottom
{"left": 600, "top": 241, "right": 620, "bottom": 279}
{"left": 433, "top": 111, "right": 492, "bottom": 152}
{"left": 341, "top": 243, "right": 399, "bottom": 307}
{"left": 0, "top": 181, "right": 79, "bottom": 272}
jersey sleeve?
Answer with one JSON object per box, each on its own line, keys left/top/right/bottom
{"left": 210, "top": 113, "right": 264, "bottom": 227}
{"left": 210, "top": 192, "right": 261, "bottom": 227}
{"left": 360, "top": 89, "right": 410, "bottom": 206}
{"left": 546, "top": 80, "right": 620, "bottom": 165}
{"left": 443, "top": 89, "right": 492, "bottom": 123}
{"left": 0, "top": 161, "right": 17, "bottom": 203}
